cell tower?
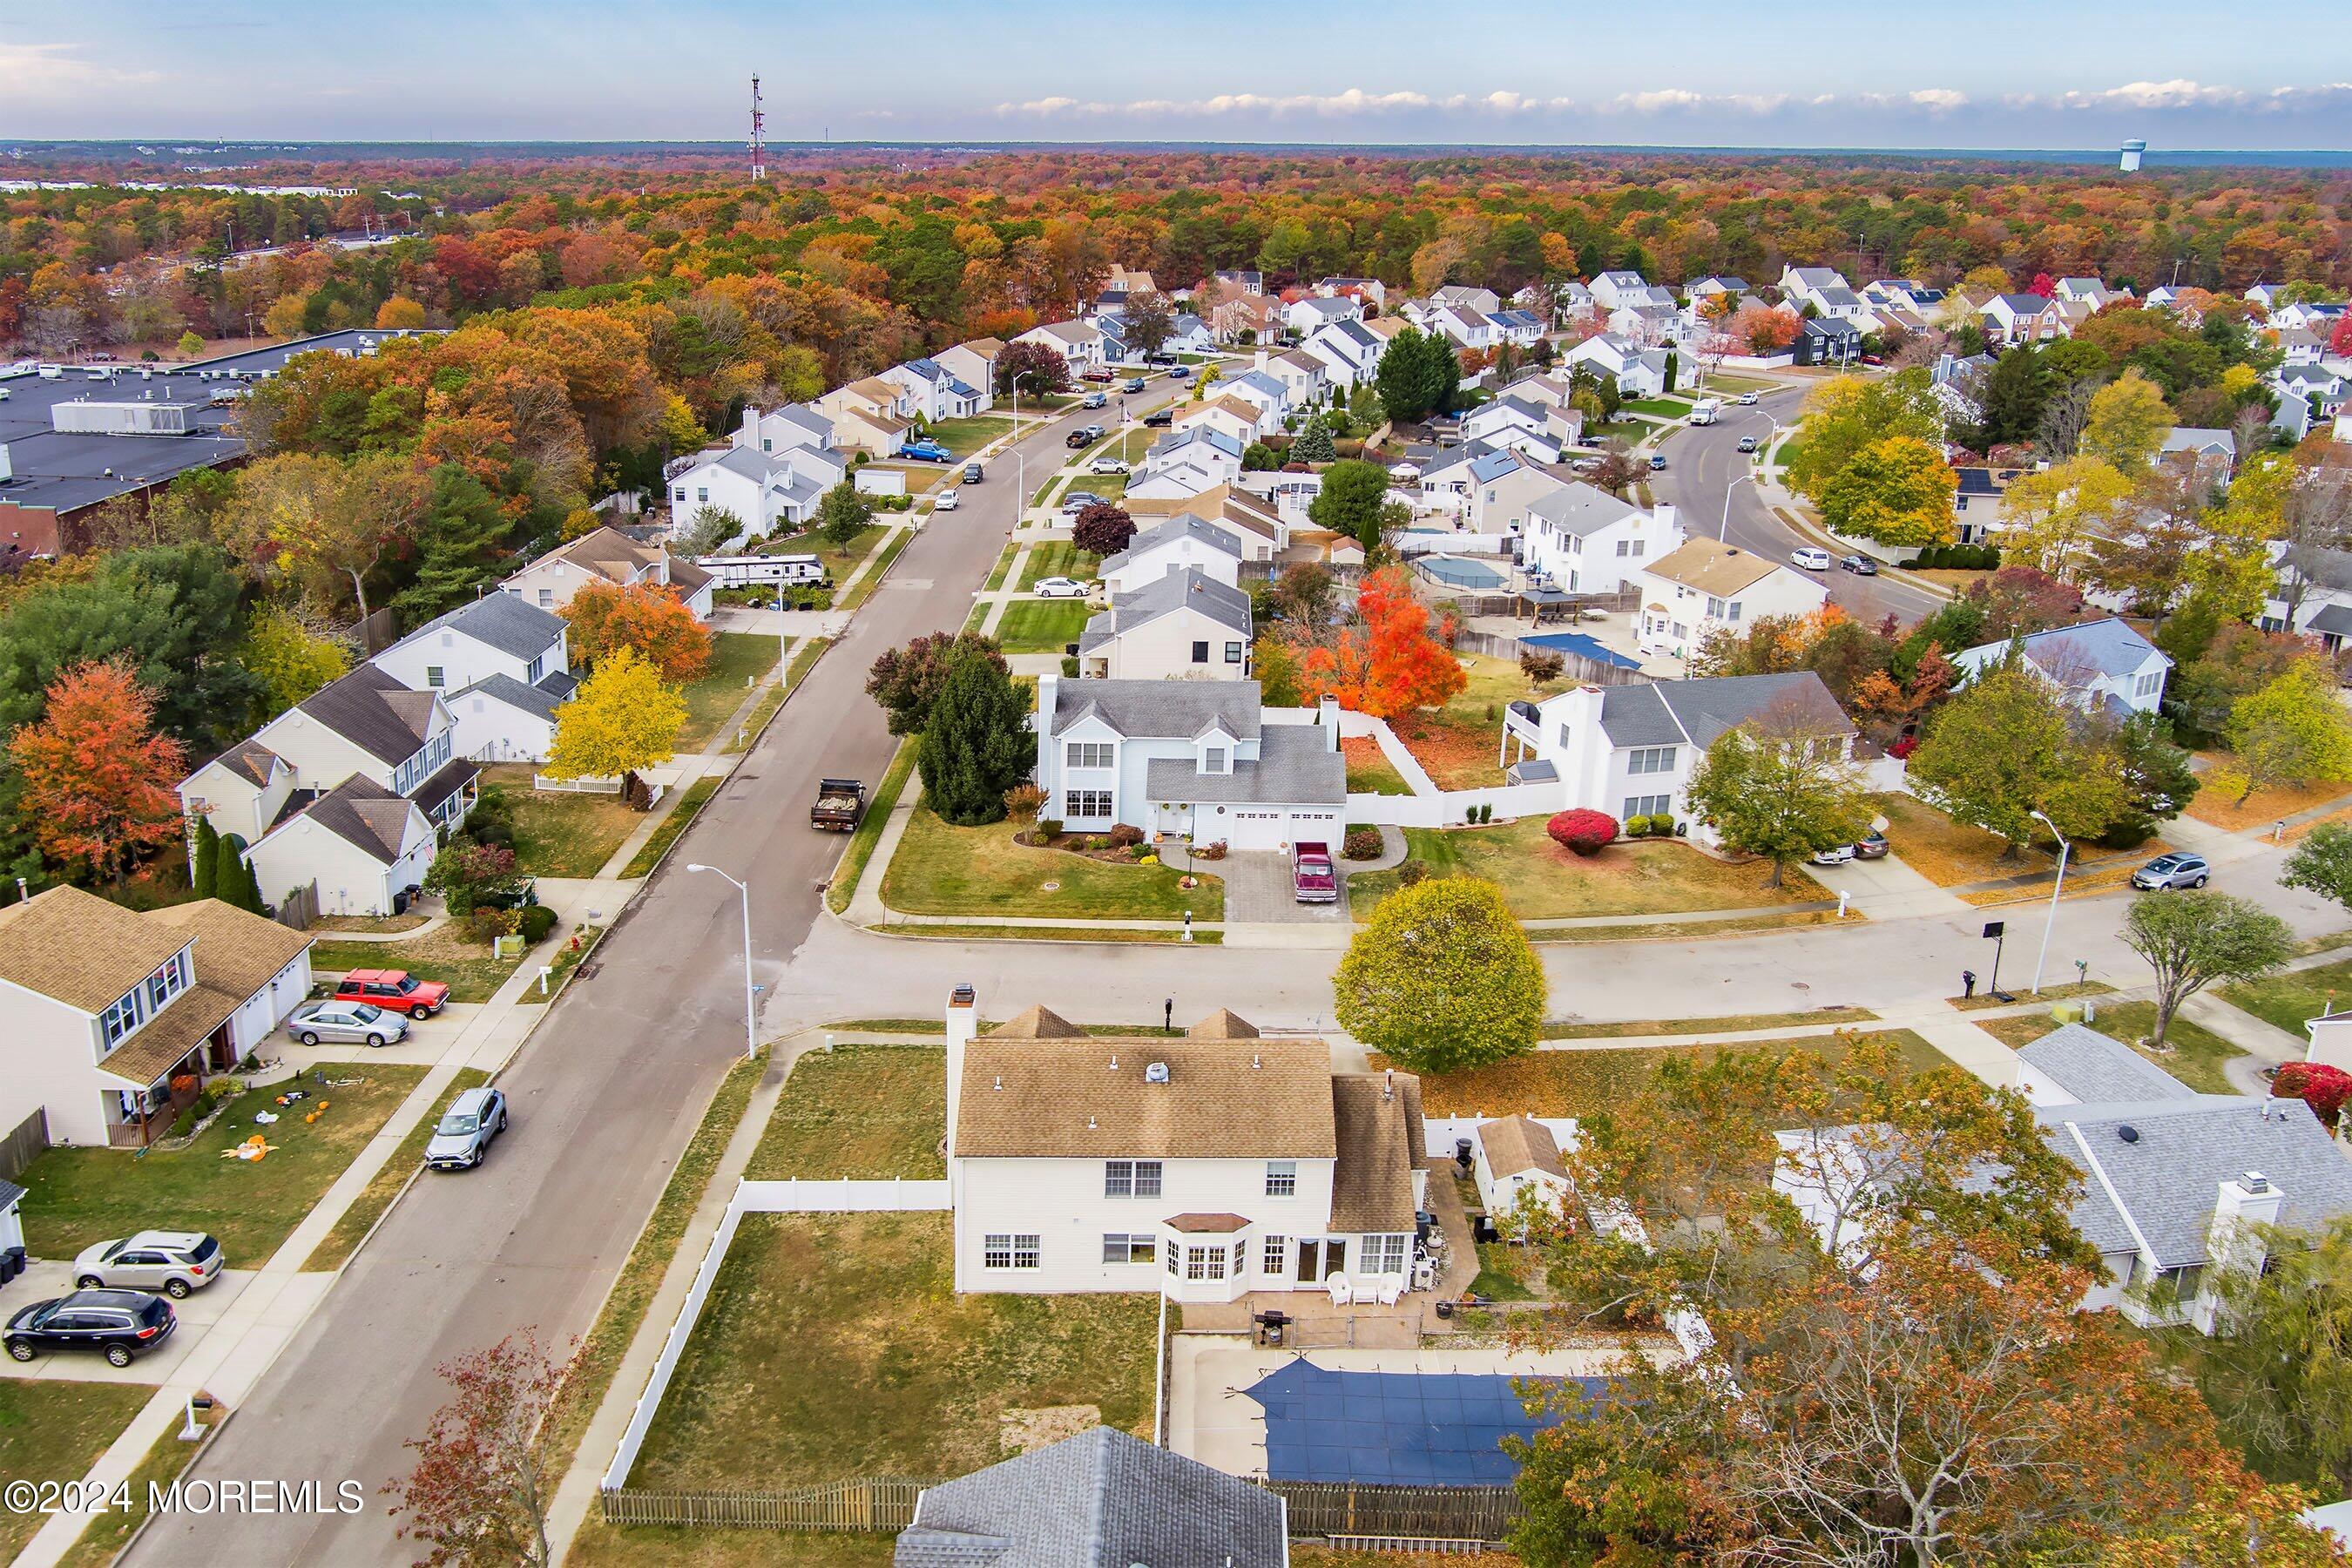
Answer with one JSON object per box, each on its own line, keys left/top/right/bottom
{"left": 749, "top": 76, "right": 767, "bottom": 182}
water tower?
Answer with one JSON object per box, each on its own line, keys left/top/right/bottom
{"left": 2120, "top": 139, "right": 2146, "bottom": 173}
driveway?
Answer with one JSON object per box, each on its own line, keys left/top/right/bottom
{"left": 0, "top": 1264, "right": 267, "bottom": 1386}
{"left": 1220, "top": 852, "right": 1348, "bottom": 924}
{"left": 1799, "top": 850, "right": 1973, "bottom": 920}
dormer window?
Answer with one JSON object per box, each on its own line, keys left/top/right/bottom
{"left": 1203, "top": 747, "right": 1228, "bottom": 774}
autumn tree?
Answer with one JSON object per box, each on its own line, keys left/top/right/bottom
{"left": 1120, "top": 291, "right": 1173, "bottom": 357}
{"left": 6, "top": 659, "right": 188, "bottom": 884}
{"left": 238, "top": 605, "right": 348, "bottom": 724}
{"left": 1997, "top": 455, "right": 2135, "bottom": 579}
{"left": 865, "top": 631, "right": 1008, "bottom": 736}
{"left": 2119, "top": 891, "right": 2292, "bottom": 1049}
{"left": 543, "top": 647, "right": 684, "bottom": 800}
{"left": 1070, "top": 503, "right": 1135, "bottom": 558}
{"left": 2081, "top": 368, "right": 2178, "bottom": 476}
{"left": 384, "top": 1328, "right": 571, "bottom": 1568}
{"left": 1293, "top": 565, "right": 1466, "bottom": 720}
{"left": 1680, "top": 711, "right": 1869, "bottom": 886}
{"left": 994, "top": 339, "right": 1070, "bottom": 397}
{"left": 559, "top": 578, "right": 714, "bottom": 683}
{"left": 1333, "top": 876, "right": 1544, "bottom": 1073}
{"left": 1815, "top": 434, "right": 1957, "bottom": 548}
{"left": 223, "top": 450, "right": 427, "bottom": 624}
{"left": 2282, "top": 821, "right": 2352, "bottom": 916}
{"left": 814, "top": 481, "right": 874, "bottom": 550}
{"left": 1908, "top": 665, "right": 2126, "bottom": 858}
{"left": 2221, "top": 658, "right": 2352, "bottom": 802}
{"left": 1785, "top": 369, "right": 1943, "bottom": 503}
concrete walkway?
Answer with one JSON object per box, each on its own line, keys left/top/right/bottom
{"left": 2180, "top": 991, "right": 2308, "bottom": 1095}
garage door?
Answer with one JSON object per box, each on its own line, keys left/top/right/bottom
{"left": 1210, "top": 807, "right": 1341, "bottom": 852}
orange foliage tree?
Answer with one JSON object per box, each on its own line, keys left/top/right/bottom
{"left": 1294, "top": 565, "right": 1466, "bottom": 720}
{"left": 7, "top": 659, "right": 189, "bottom": 884}
{"left": 559, "top": 578, "right": 714, "bottom": 683}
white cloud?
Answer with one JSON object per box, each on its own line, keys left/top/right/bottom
{"left": 1909, "top": 88, "right": 1970, "bottom": 113}
{"left": 0, "top": 42, "right": 163, "bottom": 99}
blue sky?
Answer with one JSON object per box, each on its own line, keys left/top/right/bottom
{"left": 6, "top": 1, "right": 2351, "bottom": 148}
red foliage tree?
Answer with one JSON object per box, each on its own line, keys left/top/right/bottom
{"left": 994, "top": 339, "right": 1071, "bottom": 396}
{"left": 2029, "top": 272, "right": 2058, "bottom": 298}
{"left": 1294, "top": 565, "right": 1467, "bottom": 720}
{"left": 1071, "top": 503, "right": 1135, "bottom": 558}
{"left": 2272, "top": 1061, "right": 2352, "bottom": 1131}
{"left": 559, "top": 578, "right": 713, "bottom": 683}
{"left": 6, "top": 659, "right": 187, "bottom": 885}
{"left": 1731, "top": 301, "right": 1799, "bottom": 354}
{"left": 1547, "top": 808, "right": 1619, "bottom": 856}
{"left": 2330, "top": 316, "right": 2352, "bottom": 360}
{"left": 384, "top": 1328, "right": 571, "bottom": 1568}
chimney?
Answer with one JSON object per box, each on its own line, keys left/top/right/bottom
{"left": 1318, "top": 693, "right": 1340, "bottom": 751}
{"left": 1254, "top": 348, "right": 1268, "bottom": 372}
{"left": 944, "top": 984, "right": 978, "bottom": 1189}
{"left": 2194, "top": 1170, "right": 2287, "bottom": 1333}
{"left": 1034, "top": 672, "right": 1058, "bottom": 790}
{"left": 736, "top": 405, "right": 760, "bottom": 449}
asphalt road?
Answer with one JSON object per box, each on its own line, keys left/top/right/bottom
{"left": 1647, "top": 383, "right": 1945, "bottom": 627}
{"left": 127, "top": 382, "right": 1188, "bottom": 1565}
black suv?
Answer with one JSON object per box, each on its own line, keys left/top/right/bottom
{"left": 6, "top": 1289, "right": 175, "bottom": 1368}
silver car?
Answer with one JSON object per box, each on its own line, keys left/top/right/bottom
{"left": 427, "top": 1086, "right": 509, "bottom": 1171}
{"left": 72, "top": 1231, "right": 224, "bottom": 1298}
{"left": 285, "top": 999, "right": 409, "bottom": 1049}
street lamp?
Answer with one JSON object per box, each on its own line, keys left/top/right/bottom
{"left": 686, "top": 863, "right": 759, "bottom": 1059}
{"left": 1720, "top": 471, "right": 1760, "bottom": 541}
{"left": 2027, "top": 808, "right": 2072, "bottom": 996}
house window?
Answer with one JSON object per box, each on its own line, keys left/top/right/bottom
{"left": 1101, "top": 1233, "right": 1156, "bottom": 1265}
{"left": 983, "top": 1233, "right": 1040, "bottom": 1270}
{"left": 1262, "top": 1235, "right": 1289, "bottom": 1274}
{"left": 1558, "top": 725, "right": 1572, "bottom": 748}
{"left": 1203, "top": 747, "right": 1227, "bottom": 774}
{"left": 1630, "top": 539, "right": 1645, "bottom": 558}
{"left": 1362, "top": 1234, "right": 1409, "bottom": 1274}
{"left": 1669, "top": 622, "right": 1688, "bottom": 641}
{"left": 2133, "top": 671, "right": 2162, "bottom": 700}
{"left": 1064, "top": 789, "right": 1112, "bottom": 820}
{"left": 1166, "top": 1243, "right": 1180, "bottom": 1275}
{"left": 1065, "top": 742, "right": 1112, "bottom": 769}
{"left": 1185, "top": 1245, "right": 1228, "bottom": 1281}
{"left": 1625, "top": 793, "right": 1672, "bottom": 819}
{"left": 99, "top": 987, "right": 142, "bottom": 1047}
{"left": 1104, "top": 1159, "right": 1163, "bottom": 1198}
{"left": 1727, "top": 601, "right": 1743, "bottom": 622}
{"left": 672, "top": 488, "right": 687, "bottom": 504}
{"left": 1627, "top": 747, "right": 1677, "bottom": 775}
{"left": 1705, "top": 595, "right": 1726, "bottom": 618}
{"left": 425, "top": 666, "right": 444, "bottom": 688}
{"left": 537, "top": 590, "right": 554, "bottom": 607}
{"left": 1225, "top": 641, "right": 1245, "bottom": 665}
{"left": 1191, "top": 640, "right": 1210, "bottom": 664}
{"left": 1616, "top": 538, "right": 1630, "bottom": 556}
{"left": 1265, "top": 1160, "right": 1297, "bottom": 1198}
{"left": 695, "top": 488, "right": 709, "bottom": 504}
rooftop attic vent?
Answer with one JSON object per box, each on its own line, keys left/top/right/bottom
{"left": 2118, "top": 1125, "right": 2140, "bottom": 1144}
{"left": 1145, "top": 1061, "right": 1171, "bottom": 1085}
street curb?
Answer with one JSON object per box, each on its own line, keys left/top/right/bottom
{"left": 105, "top": 1402, "right": 234, "bottom": 1565}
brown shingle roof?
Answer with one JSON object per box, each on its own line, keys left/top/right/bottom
{"left": 213, "top": 739, "right": 284, "bottom": 787}
{"left": 1187, "top": 1008, "right": 1258, "bottom": 1040}
{"left": 97, "top": 983, "right": 243, "bottom": 1088}
{"left": 990, "top": 1004, "right": 1085, "bottom": 1039}
{"left": 1165, "top": 1213, "right": 1250, "bottom": 1233}
{"left": 955, "top": 1036, "right": 1336, "bottom": 1159}
{"left": 143, "top": 899, "right": 312, "bottom": 1002}
{"left": 1477, "top": 1115, "right": 1565, "bottom": 1179}
{"left": 0, "top": 887, "right": 192, "bottom": 1014}
{"left": 1645, "top": 537, "right": 1788, "bottom": 597}
{"left": 1328, "top": 1072, "right": 1425, "bottom": 1234}
{"left": 292, "top": 775, "right": 422, "bottom": 864}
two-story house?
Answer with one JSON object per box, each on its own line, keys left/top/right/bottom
{"left": 1562, "top": 333, "right": 1669, "bottom": 398}
{"left": 1127, "top": 429, "right": 1246, "bottom": 504}
{"left": 1458, "top": 395, "right": 1571, "bottom": 463}
{"left": 943, "top": 989, "right": 1427, "bottom": 1302}
{"left": 0, "top": 887, "right": 314, "bottom": 1147}
{"left": 1098, "top": 514, "right": 1245, "bottom": 595}
{"left": 240, "top": 776, "right": 439, "bottom": 920}
{"left": 1777, "top": 266, "right": 1853, "bottom": 313}
{"left": 883, "top": 356, "right": 986, "bottom": 424}
{"left": 1015, "top": 321, "right": 1106, "bottom": 375}
{"left": 730, "top": 402, "right": 835, "bottom": 456}
{"left": 1077, "top": 570, "right": 1254, "bottom": 682}
{"left": 503, "top": 525, "right": 715, "bottom": 620}
{"left": 1981, "top": 294, "right": 2070, "bottom": 346}
{"left": 1264, "top": 348, "right": 1330, "bottom": 410}
{"left": 1587, "top": 271, "right": 1659, "bottom": 314}
{"left": 1950, "top": 618, "right": 2173, "bottom": 718}
{"left": 666, "top": 445, "right": 833, "bottom": 540}
{"left": 1499, "top": 672, "right": 1855, "bottom": 836}
{"left": 1299, "top": 318, "right": 1387, "bottom": 390}
{"left": 932, "top": 338, "right": 1003, "bottom": 409}
{"left": 1218, "top": 368, "right": 1293, "bottom": 424}
{"left": 1174, "top": 395, "right": 1275, "bottom": 448}
{"left": 371, "top": 594, "right": 575, "bottom": 765}
{"left": 1125, "top": 486, "right": 1287, "bottom": 564}
{"left": 1282, "top": 295, "right": 1361, "bottom": 338}
{"left": 1032, "top": 674, "right": 1345, "bottom": 850}
{"left": 1636, "top": 538, "right": 1828, "bottom": 663}
{"left": 1520, "top": 483, "right": 1686, "bottom": 596}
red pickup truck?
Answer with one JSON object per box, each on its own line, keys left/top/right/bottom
{"left": 1292, "top": 841, "right": 1338, "bottom": 903}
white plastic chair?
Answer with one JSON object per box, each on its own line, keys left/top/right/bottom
{"left": 1376, "top": 1274, "right": 1404, "bottom": 1306}
{"left": 1327, "top": 1273, "right": 1352, "bottom": 1307}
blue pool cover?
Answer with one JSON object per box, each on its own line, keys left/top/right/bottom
{"left": 1246, "top": 1361, "right": 1602, "bottom": 1484}
{"left": 1416, "top": 556, "right": 1508, "bottom": 590}
{"left": 1518, "top": 631, "right": 1642, "bottom": 671}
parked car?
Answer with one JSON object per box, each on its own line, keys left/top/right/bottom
{"left": 331, "top": 969, "right": 448, "bottom": 1019}
{"left": 962, "top": 461, "right": 984, "bottom": 483}
{"left": 933, "top": 488, "right": 959, "bottom": 510}
{"left": 1121, "top": 376, "right": 1146, "bottom": 393}
{"left": 1736, "top": 435, "right": 1759, "bottom": 453}
{"left": 1737, "top": 391, "right": 1759, "bottom": 406}
{"left": 284, "top": 999, "right": 409, "bottom": 1050}
{"left": 1058, "top": 491, "right": 1110, "bottom": 516}
{"left": 1087, "top": 456, "right": 1131, "bottom": 476}
{"left": 1648, "top": 453, "right": 1668, "bottom": 470}
{"left": 426, "top": 1086, "right": 509, "bottom": 1172}
{"left": 895, "top": 438, "right": 953, "bottom": 463}
{"left": 72, "top": 1232, "right": 223, "bottom": 1298}
{"left": 1292, "top": 841, "right": 1338, "bottom": 903}
{"left": 5, "top": 1290, "right": 175, "bottom": 1368}
{"left": 1809, "top": 842, "right": 1856, "bottom": 866}
{"left": 1853, "top": 830, "right": 1889, "bottom": 859}
{"left": 1080, "top": 368, "right": 1115, "bottom": 383}
{"left": 1033, "top": 577, "right": 1092, "bottom": 598}
{"left": 1838, "top": 554, "right": 1879, "bottom": 576}
{"left": 1791, "top": 546, "right": 1834, "bottom": 571}
{"left": 1143, "top": 408, "right": 1174, "bottom": 427}
{"left": 1081, "top": 390, "right": 1107, "bottom": 409}
{"left": 1065, "top": 425, "right": 1105, "bottom": 449}
{"left": 1167, "top": 365, "right": 1192, "bottom": 380}
{"left": 2131, "top": 852, "right": 2210, "bottom": 891}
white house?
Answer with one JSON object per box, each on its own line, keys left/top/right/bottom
{"left": 1636, "top": 538, "right": 1829, "bottom": 663}
{"left": 1564, "top": 333, "right": 1669, "bottom": 399}
{"left": 1127, "top": 486, "right": 1287, "bottom": 564}
{"left": 1098, "top": 514, "right": 1244, "bottom": 595}
{"left": 1521, "top": 483, "right": 1685, "bottom": 596}
{"left": 932, "top": 338, "right": 1004, "bottom": 409}
{"left": 1498, "top": 672, "right": 1855, "bottom": 834}
{"left": 1587, "top": 271, "right": 1659, "bottom": 314}
{"left": 1489, "top": 308, "right": 1547, "bottom": 348}
{"left": 1459, "top": 394, "right": 1572, "bottom": 462}
{"left": 1175, "top": 395, "right": 1276, "bottom": 448}
{"left": 504, "top": 525, "right": 715, "bottom": 620}
{"left": 1033, "top": 674, "right": 1346, "bottom": 851}
{"left": 0, "top": 888, "right": 314, "bottom": 1149}
{"left": 2055, "top": 277, "right": 2129, "bottom": 310}
{"left": 1219, "top": 368, "right": 1293, "bottom": 423}
{"left": 1416, "top": 443, "right": 1524, "bottom": 521}
{"left": 883, "top": 356, "right": 987, "bottom": 424}
{"left": 1318, "top": 275, "right": 1389, "bottom": 309}
{"left": 943, "top": 990, "right": 1427, "bottom": 1303}
{"left": 243, "top": 775, "right": 437, "bottom": 919}
{"left": 1470, "top": 1116, "right": 1575, "bottom": 1237}
{"left": 1777, "top": 266, "right": 1852, "bottom": 313}
{"left": 1432, "top": 283, "right": 1501, "bottom": 316}
{"left": 1016, "top": 321, "right": 1106, "bottom": 374}
{"left": 667, "top": 446, "right": 829, "bottom": 540}
{"left": 1299, "top": 318, "right": 1387, "bottom": 390}
{"left": 1423, "top": 301, "right": 1499, "bottom": 352}
{"left": 1981, "top": 294, "right": 2069, "bottom": 346}
{"left": 731, "top": 402, "right": 834, "bottom": 456}
{"left": 1950, "top": 618, "right": 2171, "bottom": 719}
{"left": 370, "top": 594, "right": 573, "bottom": 765}
{"left": 1282, "top": 295, "right": 1361, "bottom": 337}
{"left": 1264, "top": 348, "right": 1330, "bottom": 410}
{"left": 1077, "top": 569, "right": 1254, "bottom": 682}
{"left": 1128, "top": 429, "right": 1245, "bottom": 502}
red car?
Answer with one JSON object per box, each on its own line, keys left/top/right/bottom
{"left": 1079, "top": 368, "right": 1114, "bottom": 383}
{"left": 333, "top": 969, "right": 449, "bottom": 1018}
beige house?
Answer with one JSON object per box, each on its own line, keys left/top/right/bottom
{"left": 1636, "top": 537, "right": 1829, "bottom": 662}
{"left": 1077, "top": 570, "right": 1254, "bottom": 681}
{"left": 934, "top": 337, "right": 1004, "bottom": 408}
{"left": 1175, "top": 395, "right": 1272, "bottom": 447}
{"left": 0, "top": 889, "right": 313, "bottom": 1148}
{"left": 1471, "top": 1116, "right": 1574, "bottom": 1237}
{"left": 243, "top": 776, "right": 438, "bottom": 918}
{"left": 1126, "top": 485, "right": 1284, "bottom": 564}
{"left": 502, "top": 525, "right": 715, "bottom": 619}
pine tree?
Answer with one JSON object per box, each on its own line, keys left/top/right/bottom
{"left": 916, "top": 652, "right": 1031, "bottom": 826}
{"left": 1292, "top": 418, "right": 1338, "bottom": 465}
{"left": 389, "top": 464, "right": 516, "bottom": 625}
{"left": 191, "top": 815, "right": 220, "bottom": 900}
{"left": 213, "top": 834, "right": 255, "bottom": 911}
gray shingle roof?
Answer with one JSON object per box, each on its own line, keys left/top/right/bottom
{"left": 1598, "top": 672, "right": 1852, "bottom": 750}
{"left": 455, "top": 672, "right": 562, "bottom": 724}
{"left": 1143, "top": 724, "right": 1345, "bottom": 807}
{"left": 1530, "top": 482, "right": 1643, "bottom": 537}
{"left": 1050, "top": 679, "right": 1262, "bottom": 740}
{"left": 0, "top": 1178, "right": 24, "bottom": 1211}
{"left": 1969, "top": 618, "right": 2165, "bottom": 684}
{"left": 896, "top": 1426, "right": 1285, "bottom": 1567}
{"left": 2018, "top": 1024, "right": 2199, "bottom": 1106}
{"left": 295, "top": 666, "right": 438, "bottom": 767}
{"left": 1100, "top": 515, "right": 1242, "bottom": 576}
{"left": 1595, "top": 684, "right": 1686, "bottom": 747}
{"left": 297, "top": 775, "right": 419, "bottom": 864}
{"left": 1078, "top": 569, "right": 1252, "bottom": 652}
{"left": 400, "top": 592, "right": 566, "bottom": 664}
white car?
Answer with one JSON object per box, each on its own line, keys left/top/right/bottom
{"left": 934, "top": 489, "right": 960, "bottom": 510}
{"left": 1087, "top": 456, "right": 1131, "bottom": 476}
{"left": 1790, "top": 546, "right": 1834, "bottom": 571}
{"left": 1033, "top": 577, "right": 1092, "bottom": 598}
{"left": 1809, "top": 842, "right": 1856, "bottom": 865}
{"left": 1737, "top": 391, "right": 1760, "bottom": 405}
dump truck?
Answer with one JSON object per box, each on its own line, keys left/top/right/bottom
{"left": 1292, "top": 841, "right": 1338, "bottom": 903}
{"left": 810, "top": 777, "right": 867, "bottom": 832}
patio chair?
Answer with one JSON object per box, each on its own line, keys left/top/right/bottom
{"left": 1375, "top": 1274, "right": 1404, "bottom": 1307}
{"left": 1327, "top": 1274, "right": 1352, "bottom": 1308}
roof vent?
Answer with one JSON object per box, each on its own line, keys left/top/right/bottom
{"left": 1107, "top": 1055, "right": 1119, "bottom": 1071}
{"left": 1251, "top": 1053, "right": 1260, "bottom": 1070}
{"left": 2117, "top": 1125, "right": 2140, "bottom": 1144}
{"left": 1087, "top": 1115, "right": 1098, "bottom": 1130}
{"left": 1382, "top": 1066, "right": 1395, "bottom": 1101}
{"left": 1145, "top": 1061, "right": 1171, "bottom": 1085}
{"left": 992, "top": 1075, "right": 1002, "bottom": 1092}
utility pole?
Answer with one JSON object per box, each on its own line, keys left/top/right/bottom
{"left": 748, "top": 76, "right": 767, "bottom": 182}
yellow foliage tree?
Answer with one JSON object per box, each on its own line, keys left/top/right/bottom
{"left": 543, "top": 646, "right": 685, "bottom": 792}
{"left": 2081, "top": 370, "right": 2175, "bottom": 476}
{"left": 374, "top": 296, "right": 429, "bottom": 330}
{"left": 1997, "top": 456, "right": 2134, "bottom": 579}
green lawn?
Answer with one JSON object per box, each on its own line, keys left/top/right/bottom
{"left": 922, "top": 415, "right": 1012, "bottom": 459}
{"left": 1623, "top": 395, "right": 1694, "bottom": 416}
{"left": 745, "top": 1045, "right": 945, "bottom": 1180}
{"left": 55, "top": 1405, "right": 223, "bottom": 1568}
{"left": 16, "top": 1064, "right": 429, "bottom": 1263}
{"left": 1543, "top": 1007, "right": 1876, "bottom": 1039}
{"left": 308, "top": 1068, "right": 490, "bottom": 1270}
{"left": 827, "top": 740, "right": 918, "bottom": 915}
{"left": 1976, "top": 1001, "right": 2245, "bottom": 1097}
{"left": 481, "top": 765, "right": 639, "bottom": 876}
{"left": 1016, "top": 540, "right": 1087, "bottom": 590}
{"left": 2220, "top": 959, "right": 2352, "bottom": 1045}
{"left": 624, "top": 777, "right": 720, "bottom": 877}
{"left": 311, "top": 927, "right": 523, "bottom": 1004}
{"left": 0, "top": 1382, "right": 158, "bottom": 1562}
{"left": 676, "top": 632, "right": 784, "bottom": 749}
{"left": 723, "top": 636, "right": 830, "bottom": 755}
{"left": 994, "top": 598, "right": 1095, "bottom": 654}
{"left": 836, "top": 529, "right": 914, "bottom": 613}
{"left": 1347, "top": 818, "right": 1817, "bottom": 921}
{"left": 631, "top": 1212, "right": 1158, "bottom": 1490}
{"left": 981, "top": 541, "right": 1019, "bottom": 593}
{"left": 518, "top": 924, "right": 603, "bottom": 1004}
{"left": 882, "top": 807, "right": 1223, "bottom": 922}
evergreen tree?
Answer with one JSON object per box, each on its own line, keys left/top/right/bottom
{"left": 1980, "top": 347, "right": 2051, "bottom": 446}
{"left": 213, "top": 833, "right": 256, "bottom": 912}
{"left": 390, "top": 464, "right": 516, "bottom": 626}
{"left": 191, "top": 815, "right": 220, "bottom": 900}
{"left": 1292, "top": 418, "right": 1338, "bottom": 465}
{"left": 916, "top": 652, "right": 1031, "bottom": 826}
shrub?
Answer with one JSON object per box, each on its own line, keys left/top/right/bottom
{"left": 517, "top": 904, "right": 558, "bottom": 944}
{"left": 1108, "top": 823, "right": 1145, "bottom": 848}
{"left": 2274, "top": 1061, "right": 2352, "bottom": 1130}
{"left": 1519, "top": 648, "right": 1566, "bottom": 684}
{"left": 470, "top": 906, "right": 522, "bottom": 944}
{"left": 1038, "top": 817, "right": 1063, "bottom": 841}
{"left": 1343, "top": 826, "right": 1385, "bottom": 860}
{"left": 1625, "top": 814, "right": 1652, "bottom": 836}
{"left": 1547, "top": 808, "right": 1619, "bottom": 855}
{"left": 1193, "top": 839, "right": 1228, "bottom": 862}
{"left": 169, "top": 1109, "right": 197, "bottom": 1139}
{"left": 1649, "top": 814, "right": 1677, "bottom": 837}
{"left": 1397, "top": 857, "right": 1429, "bottom": 886}
{"left": 1004, "top": 782, "right": 1048, "bottom": 819}
{"left": 1889, "top": 734, "right": 1920, "bottom": 760}
{"left": 1060, "top": 656, "right": 1080, "bottom": 677}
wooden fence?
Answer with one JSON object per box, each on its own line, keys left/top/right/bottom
{"left": 599, "top": 1477, "right": 936, "bottom": 1531}
{"left": 1269, "top": 1481, "right": 1521, "bottom": 1541}
{"left": 0, "top": 1109, "right": 46, "bottom": 1183}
